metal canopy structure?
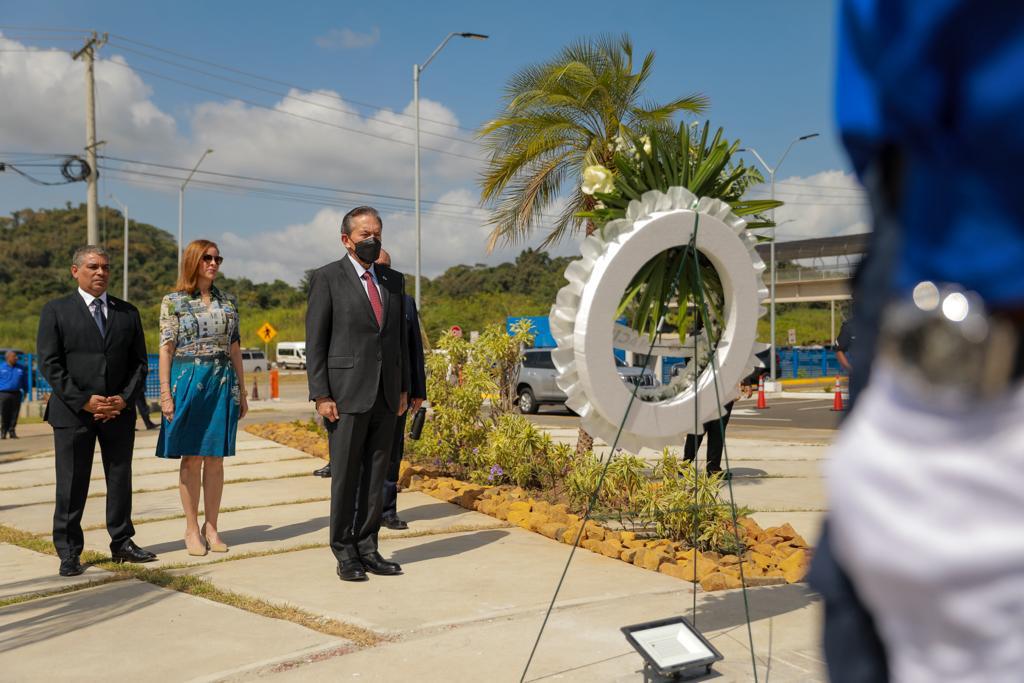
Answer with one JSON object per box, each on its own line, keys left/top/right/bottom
{"left": 755, "top": 232, "right": 871, "bottom": 262}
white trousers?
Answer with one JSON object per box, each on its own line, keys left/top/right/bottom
{"left": 827, "top": 363, "right": 1024, "bottom": 682}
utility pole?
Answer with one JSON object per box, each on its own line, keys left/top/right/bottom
{"left": 73, "top": 32, "right": 107, "bottom": 246}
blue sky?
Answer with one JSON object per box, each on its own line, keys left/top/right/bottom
{"left": 0, "top": 1, "right": 868, "bottom": 283}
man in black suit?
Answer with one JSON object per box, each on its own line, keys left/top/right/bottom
{"left": 375, "top": 249, "right": 426, "bottom": 530}
{"left": 36, "top": 246, "right": 157, "bottom": 577}
{"left": 306, "top": 207, "right": 410, "bottom": 581}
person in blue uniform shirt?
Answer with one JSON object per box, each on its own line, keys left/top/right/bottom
{"left": 0, "top": 350, "right": 28, "bottom": 439}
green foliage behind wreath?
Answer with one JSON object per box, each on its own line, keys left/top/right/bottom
{"left": 578, "top": 121, "right": 783, "bottom": 342}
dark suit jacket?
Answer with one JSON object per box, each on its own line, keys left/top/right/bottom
{"left": 306, "top": 257, "right": 410, "bottom": 414}
{"left": 403, "top": 295, "right": 427, "bottom": 401}
{"left": 36, "top": 291, "right": 148, "bottom": 428}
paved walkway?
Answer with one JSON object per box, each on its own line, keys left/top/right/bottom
{"left": 0, "top": 426, "right": 829, "bottom": 682}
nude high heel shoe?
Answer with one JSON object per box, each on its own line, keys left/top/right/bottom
{"left": 185, "top": 531, "right": 208, "bottom": 557}
{"left": 201, "top": 522, "right": 228, "bottom": 553}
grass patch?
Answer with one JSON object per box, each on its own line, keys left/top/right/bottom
{"left": 0, "top": 576, "right": 127, "bottom": 608}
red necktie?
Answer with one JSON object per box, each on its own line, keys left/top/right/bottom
{"left": 362, "top": 272, "right": 383, "bottom": 327}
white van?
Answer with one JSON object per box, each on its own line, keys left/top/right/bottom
{"left": 276, "top": 342, "right": 306, "bottom": 370}
{"left": 240, "top": 348, "right": 267, "bottom": 373}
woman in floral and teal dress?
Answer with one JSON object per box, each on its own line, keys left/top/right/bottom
{"left": 156, "top": 239, "right": 248, "bottom": 556}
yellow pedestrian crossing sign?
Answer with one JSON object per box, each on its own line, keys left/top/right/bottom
{"left": 257, "top": 322, "right": 278, "bottom": 343}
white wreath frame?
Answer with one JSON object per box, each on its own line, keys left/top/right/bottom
{"left": 549, "top": 187, "right": 769, "bottom": 452}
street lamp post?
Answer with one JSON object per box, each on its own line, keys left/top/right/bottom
{"left": 109, "top": 194, "right": 129, "bottom": 300}
{"left": 414, "top": 32, "right": 487, "bottom": 309}
{"left": 178, "top": 148, "right": 214, "bottom": 275}
{"left": 742, "top": 133, "right": 819, "bottom": 383}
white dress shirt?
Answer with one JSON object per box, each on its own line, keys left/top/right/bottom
{"left": 78, "top": 287, "right": 109, "bottom": 318}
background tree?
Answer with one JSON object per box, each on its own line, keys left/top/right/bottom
{"left": 478, "top": 34, "right": 708, "bottom": 250}
{"left": 479, "top": 33, "right": 707, "bottom": 453}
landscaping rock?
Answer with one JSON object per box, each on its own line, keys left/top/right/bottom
{"left": 639, "top": 550, "right": 671, "bottom": 572}
{"left": 745, "top": 575, "right": 788, "bottom": 587}
{"left": 700, "top": 572, "right": 742, "bottom": 591}
{"left": 779, "top": 548, "right": 810, "bottom": 584}
{"left": 598, "top": 539, "right": 623, "bottom": 559}
{"left": 620, "top": 548, "right": 638, "bottom": 563}
{"left": 538, "top": 523, "right": 567, "bottom": 541}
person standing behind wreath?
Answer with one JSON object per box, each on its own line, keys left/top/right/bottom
{"left": 156, "top": 240, "right": 248, "bottom": 557}
{"left": 0, "top": 350, "right": 28, "bottom": 439}
{"left": 306, "top": 206, "right": 410, "bottom": 582}
{"left": 376, "top": 249, "right": 426, "bottom": 530}
{"left": 36, "top": 245, "right": 156, "bottom": 577}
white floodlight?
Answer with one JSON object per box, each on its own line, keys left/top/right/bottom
{"left": 621, "top": 616, "right": 723, "bottom": 680}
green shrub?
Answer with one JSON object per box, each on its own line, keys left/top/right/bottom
{"left": 470, "top": 413, "right": 572, "bottom": 489}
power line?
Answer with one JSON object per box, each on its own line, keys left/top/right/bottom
{"left": 104, "top": 39, "right": 479, "bottom": 146}
{"left": 99, "top": 154, "right": 489, "bottom": 211}
{"left": 106, "top": 33, "right": 478, "bottom": 133}
{"left": 99, "top": 58, "right": 483, "bottom": 162}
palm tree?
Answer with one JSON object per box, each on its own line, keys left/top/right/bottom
{"left": 478, "top": 34, "right": 708, "bottom": 252}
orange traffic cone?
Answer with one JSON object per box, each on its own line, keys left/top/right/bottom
{"left": 831, "top": 376, "right": 845, "bottom": 411}
{"left": 756, "top": 375, "right": 768, "bottom": 410}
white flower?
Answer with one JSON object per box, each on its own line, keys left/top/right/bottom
{"left": 581, "top": 165, "right": 614, "bottom": 195}
{"left": 594, "top": 200, "right": 605, "bottom": 210}
{"left": 641, "top": 135, "right": 652, "bottom": 155}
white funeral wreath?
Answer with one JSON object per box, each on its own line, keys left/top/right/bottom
{"left": 549, "top": 187, "right": 769, "bottom": 452}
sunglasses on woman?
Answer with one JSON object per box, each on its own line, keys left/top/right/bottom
{"left": 201, "top": 254, "right": 224, "bottom": 265}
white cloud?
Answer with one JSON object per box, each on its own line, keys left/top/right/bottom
{"left": 314, "top": 27, "right": 381, "bottom": 50}
{"left": 0, "top": 34, "right": 640, "bottom": 288}
{"left": 0, "top": 35, "right": 181, "bottom": 157}
{"left": 748, "top": 169, "right": 871, "bottom": 241}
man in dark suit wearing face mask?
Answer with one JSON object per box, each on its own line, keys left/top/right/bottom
{"left": 305, "top": 206, "right": 410, "bottom": 582}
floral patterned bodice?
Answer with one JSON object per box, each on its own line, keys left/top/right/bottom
{"left": 159, "top": 286, "right": 240, "bottom": 356}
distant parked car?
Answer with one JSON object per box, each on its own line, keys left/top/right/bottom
{"left": 515, "top": 349, "right": 657, "bottom": 414}
{"left": 240, "top": 348, "right": 267, "bottom": 373}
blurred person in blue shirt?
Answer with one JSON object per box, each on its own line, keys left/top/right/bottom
{"left": 0, "top": 350, "right": 29, "bottom": 438}
{"left": 810, "top": 3, "right": 1024, "bottom": 682}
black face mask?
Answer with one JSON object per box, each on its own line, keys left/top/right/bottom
{"left": 353, "top": 236, "right": 382, "bottom": 264}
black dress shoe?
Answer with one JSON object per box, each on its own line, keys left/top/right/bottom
{"left": 382, "top": 515, "right": 409, "bottom": 530}
{"left": 360, "top": 551, "right": 402, "bottom": 575}
{"left": 8, "top": 430, "right": 16, "bottom": 439}
{"left": 313, "top": 464, "right": 331, "bottom": 478}
{"left": 59, "top": 555, "right": 85, "bottom": 577}
{"left": 337, "top": 559, "right": 367, "bottom": 582}
{"left": 111, "top": 540, "right": 157, "bottom": 563}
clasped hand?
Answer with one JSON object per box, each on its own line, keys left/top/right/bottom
{"left": 85, "top": 394, "right": 126, "bottom": 422}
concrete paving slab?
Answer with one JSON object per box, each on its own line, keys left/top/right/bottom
{"left": 0, "top": 474, "right": 333, "bottom": 535}
{"left": 0, "top": 543, "right": 111, "bottom": 601}
{"left": 182, "top": 526, "right": 689, "bottom": 636}
{"left": 0, "top": 580, "right": 346, "bottom": 681}
{"left": 82, "top": 492, "right": 504, "bottom": 566}
{"left": 727, "top": 476, "right": 828, "bottom": 512}
{"left": 253, "top": 583, "right": 822, "bottom": 682}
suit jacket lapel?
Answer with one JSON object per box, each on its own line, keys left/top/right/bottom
{"left": 338, "top": 258, "right": 380, "bottom": 329}
{"left": 104, "top": 298, "right": 118, "bottom": 346}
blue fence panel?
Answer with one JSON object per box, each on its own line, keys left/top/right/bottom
{"left": 27, "top": 353, "right": 161, "bottom": 400}
{"left": 776, "top": 346, "right": 845, "bottom": 379}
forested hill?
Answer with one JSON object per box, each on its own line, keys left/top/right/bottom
{"left": 0, "top": 205, "right": 574, "bottom": 351}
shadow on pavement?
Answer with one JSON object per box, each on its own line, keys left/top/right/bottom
{"left": 391, "top": 529, "right": 508, "bottom": 565}
{"left": 0, "top": 581, "right": 168, "bottom": 654}
{"left": 400, "top": 501, "right": 469, "bottom": 523}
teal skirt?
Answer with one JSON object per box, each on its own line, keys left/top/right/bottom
{"left": 156, "top": 354, "right": 239, "bottom": 458}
